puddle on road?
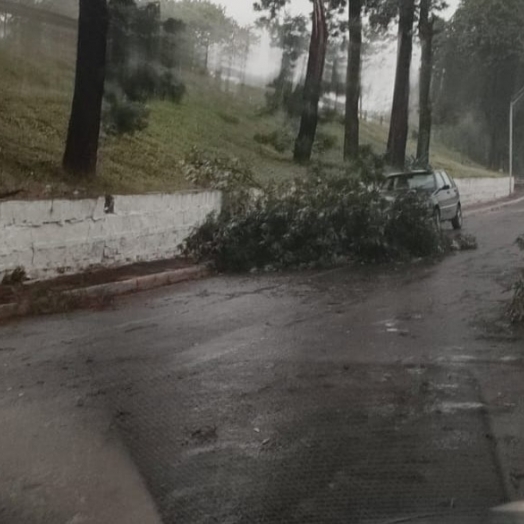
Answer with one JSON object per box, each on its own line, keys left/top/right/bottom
{"left": 376, "top": 317, "right": 422, "bottom": 336}
{"left": 437, "top": 355, "right": 478, "bottom": 364}
{"left": 377, "top": 315, "right": 424, "bottom": 326}
{"left": 406, "top": 366, "right": 427, "bottom": 376}
{"left": 370, "top": 403, "right": 398, "bottom": 418}
{"left": 433, "top": 401, "right": 485, "bottom": 414}
{"left": 436, "top": 354, "right": 523, "bottom": 365}
{"left": 431, "top": 383, "right": 460, "bottom": 392}
{"left": 435, "top": 429, "right": 472, "bottom": 450}
{"left": 382, "top": 319, "right": 399, "bottom": 331}
{"left": 500, "top": 356, "right": 521, "bottom": 363}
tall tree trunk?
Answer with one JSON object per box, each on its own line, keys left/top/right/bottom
{"left": 416, "top": 0, "right": 434, "bottom": 166}
{"left": 204, "top": 40, "right": 210, "bottom": 72}
{"left": 293, "top": 0, "right": 328, "bottom": 163}
{"left": 387, "top": 0, "right": 415, "bottom": 168}
{"left": 488, "top": 130, "right": 498, "bottom": 170}
{"left": 330, "top": 52, "right": 339, "bottom": 110}
{"left": 344, "top": 0, "right": 362, "bottom": 161}
{"left": 225, "top": 54, "right": 233, "bottom": 93}
{"left": 241, "top": 36, "right": 251, "bottom": 87}
{"left": 241, "top": 47, "right": 248, "bottom": 87}
{"left": 272, "top": 52, "right": 291, "bottom": 110}
{"left": 63, "top": 0, "right": 108, "bottom": 177}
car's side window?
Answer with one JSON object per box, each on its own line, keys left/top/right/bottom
{"left": 441, "top": 171, "right": 452, "bottom": 187}
{"left": 435, "top": 172, "right": 446, "bottom": 188}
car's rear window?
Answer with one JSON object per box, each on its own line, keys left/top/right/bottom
{"left": 384, "top": 174, "right": 436, "bottom": 191}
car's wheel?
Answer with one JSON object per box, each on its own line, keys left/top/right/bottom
{"left": 433, "top": 207, "right": 442, "bottom": 233}
{"left": 452, "top": 204, "right": 463, "bottom": 230}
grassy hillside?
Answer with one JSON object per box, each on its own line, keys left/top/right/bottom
{"left": 0, "top": 45, "right": 501, "bottom": 198}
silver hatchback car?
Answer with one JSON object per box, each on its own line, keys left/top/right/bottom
{"left": 382, "top": 169, "right": 463, "bottom": 230}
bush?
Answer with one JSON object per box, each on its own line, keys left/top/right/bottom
{"left": 181, "top": 147, "right": 260, "bottom": 215}
{"left": 508, "top": 236, "right": 524, "bottom": 323}
{"left": 345, "top": 145, "right": 387, "bottom": 187}
{"left": 263, "top": 80, "right": 305, "bottom": 118}
{"left": 122, "top": 65, "right": 185, "bottom": 104}
{"left": 182, "top": 166, "right": 446, "bottom": 272}
{"left": 319, "top": 107, "right": 339, "bottom": 123}
{"left": 103, "top": 64, "right": 185, "bottom": 136}
{"left": 254, "top": 129, "right": 293, "bottom": 153}
{"left": 157, "top": 69, "right": 186, "bottom": 103}
{"left": 105, "top": 0, "right": 186, "bottom": 137}
{"left": 283, "top": 84, "right": 305, "bottom": 118}
{"left": 182, "top": 147, "right": 256, "bottom": 190}
{"left": 385, "top": 192, "right": 442, "bottom": 258}
{"left": 508, "top": 276, "right": 524, "bottom": 324}
{"left": 103, "top": 91, "right": 150, "bottom": 136}
{"left": 314, "top": 131, "right": 338, "bottom": 155}
{"left": 263, "top": 80, "right": 293, "bottom": 114}
{"left": 218, "top": 112, "right": 240, "bottom": 125}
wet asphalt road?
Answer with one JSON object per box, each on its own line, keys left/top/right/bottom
{"left": 2, "top": 201, "right": 524, "bottom": 523}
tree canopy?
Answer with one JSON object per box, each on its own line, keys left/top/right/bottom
{"left": 434, "top": 0, "right": 524, "bottom": 169}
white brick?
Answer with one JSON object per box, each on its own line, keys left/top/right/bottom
{"left": 0, "top": 190, "right": 221, "bottom": 280}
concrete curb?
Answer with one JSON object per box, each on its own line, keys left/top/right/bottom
{"left": 0, "top": 302, "right": 19, "bottom": 320}
{"left": 66, "top": 265, "right": 210, "bottom": 298}
{"left": 465, "top": 195, "right": 524, "bottom": 216}
{"left": 0, "top": 265, "right": 210, "bottom": 322}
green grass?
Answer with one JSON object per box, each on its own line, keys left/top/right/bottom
{"left": 0, "top": 45, "right": 501, "bottom": 198}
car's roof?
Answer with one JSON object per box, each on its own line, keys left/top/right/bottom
{"left": 385, "top": 169, "right": 433, "bottom": 178}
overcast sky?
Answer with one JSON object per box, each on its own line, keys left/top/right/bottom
{"left": 219, "top": 0, "right": 310, "bottom": 26}
{"left": 218, "top": 0, "right": 460, "bottom": 26}
{"left": 215, "top": 0, "right": 462, "bottom": 113}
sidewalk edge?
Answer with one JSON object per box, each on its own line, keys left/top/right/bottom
{"left": 0, "top": 265, "right": 210, "bottom": 321}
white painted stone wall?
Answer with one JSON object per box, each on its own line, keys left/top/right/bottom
{"left": 0, "top": 191, "right": 222, "bottom": 281}
{"left": 456, "top": 177, "right": 514, "bottom": 207}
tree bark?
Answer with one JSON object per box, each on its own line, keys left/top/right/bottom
{"left": 387, "top": 0, "right": 415, "bottom": 168}
{"left": 63, "top": 0, "right": 108, "bottom": 177}
{"left": 272, "top": 52, "right": 292, "bottom": 110}
{"left": 330, "top": 51, "right": 339, "bottom": 110}
{"left": 225, "top": 54, "right": 233, "bottom": 92}
{"left": 204, "top": 40, "right": 210, "bottom": 72}
{"left": 344, "top": 0, "right": 362, "bottom": 161}
{"left": 293, "top": 0, "right": 328, "bottom": 163}
{"left": 416, "top": 0, "right": 434, "bottom": 166}
{"left": 241, "top": 38, "right": 250, "bottom": 87}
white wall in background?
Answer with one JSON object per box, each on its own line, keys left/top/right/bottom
{"left": 456, "top": 177, "right": 514, "bottom": 207}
